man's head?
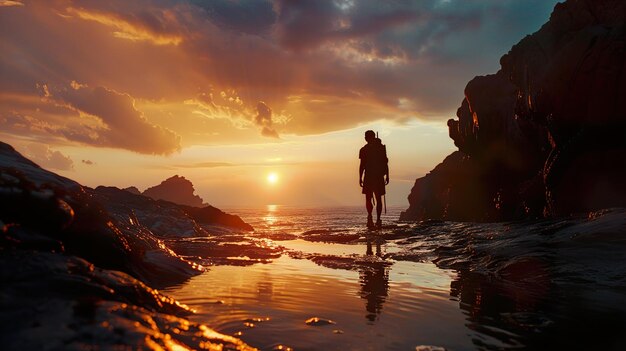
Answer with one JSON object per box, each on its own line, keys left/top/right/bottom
{"left": 365, "top": 130, "right": 375, "bottom": 143}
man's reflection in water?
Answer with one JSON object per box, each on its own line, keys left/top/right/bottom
{"left": 359, "top": 235, "right": 390, "bottom": 322}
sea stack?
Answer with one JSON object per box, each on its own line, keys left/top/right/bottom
{"left": 143, "top": 175, "right": 206, "bottom": 207}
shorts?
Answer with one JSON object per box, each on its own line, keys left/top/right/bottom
{"left": 362, "top": 176, "right": 386, "bottom": 196}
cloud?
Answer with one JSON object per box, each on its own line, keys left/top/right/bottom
{"left": 46, "top": 83, "right": 181, "bottom": 154}
{"left": 192, "top": 0, "right": 276, "bottom": 35}
{"left": 23, "top": 143, "right": 74, "bottom": 171}
{"left": 175, "top": 162, "right": 232, "bottom": 168}
{"left": 0, "top": 0, "right": 23, "bottom": 7}
{"left": 0, "top": 0, "right": 559, "bottom": 147}
{"left": 255, "top": 101, "right": 279, "bottom": 138}
{"left": 65, "top": 6, "right": 183, "bottom": 46}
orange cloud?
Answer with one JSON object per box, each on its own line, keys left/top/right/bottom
{"left": 65, "top": 7, "right": 182, "bottom": 45}
{"left": 0, "top": 0, "right": 23, "bottom": 7}
{"left": 47, "top": 83, "right": 181, "bottom": 154}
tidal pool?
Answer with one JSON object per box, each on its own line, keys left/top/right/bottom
{"left": 163, "top": 206, "right": 626, "bottom": 350}
{"left": 164, "top": 250, "right": 474, "bottom": 350}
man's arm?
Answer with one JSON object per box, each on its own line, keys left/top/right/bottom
{"left": 359, "top": 159, "right": 365, "bottom": 187}
{"left": 384, "top": 147, "right": 389, "bottom": 185}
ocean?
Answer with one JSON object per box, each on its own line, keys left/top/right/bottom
{"left": 162, "top": 206, "right": 626, "bottom": 350}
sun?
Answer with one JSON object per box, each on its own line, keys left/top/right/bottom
{"left": 267, "top": 172, "right": 279, "bottom": 184}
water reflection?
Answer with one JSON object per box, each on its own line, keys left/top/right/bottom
{"left": 359, "top": 234, "right": 390, "bottom": 322}
{"left": 264, "top": 204, "right": 278, "bottom": 226}
{"left": 257, "top": 272, "right": 274, "bottom": 302}
{"left": 165, "top": 207, "right": 477, "bottom": 350}
{"left": 448, "top": 262, "right": 626, "bottom": 350}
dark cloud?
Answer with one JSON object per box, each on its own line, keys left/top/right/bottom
{"left": 191, "top": 0, "right": 276, "bottom": 35}
{"left": 255, "top": 101, "right": 279, "bottom": 138}
{"left": 273, "top": 0, "right": 479, "bottom": 58}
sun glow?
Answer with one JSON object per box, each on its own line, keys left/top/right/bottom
{"left": 267, "top": 172, "right": 279, "bottom": 184}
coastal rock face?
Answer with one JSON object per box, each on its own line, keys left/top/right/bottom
{"left": 143, "top": 175, "right": 206, "bottom": 207}
{"left": 402, "top": 0, "right": 626, "bottom": 221}
{"left": 0, "top": 141, "right": 255, "bottom": 349}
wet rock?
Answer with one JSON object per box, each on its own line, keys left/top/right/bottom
{"left": 2, "top": 224, "right": 64, "bottom": 252}
{"left": 288, "top": 250, "right": 392, "bottom": 272}
{"left": 302, "top": 232, "right": 361, "bottom": 243}
{"left": 415, "top": 346, "right": 447, "bottom": 351}
{"left": 0, "top": 251, "right": 256, "bottom": 351}
{"left": 305, "top": 317, "right": 336, "bottom": 326}
{"left": 180, "top": 203, "right": 253, "bottom": 232}
{"left": 0, "top": 171, "right": 75, "bottom": 233}
{"left": 302, "top": 229, "right": 343, "bottom": 235}
{"left": 252, "top": 231, "right": 298, "bottom": 241}
{"left": 301, "top": 228, "right": 361, "bottom": 243}
{"left": 168, "top": 237, "right": 282, "bottom": 266}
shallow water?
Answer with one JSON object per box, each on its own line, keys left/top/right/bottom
{"left": 163, "top": 206, "right": 626, "bottom": 350}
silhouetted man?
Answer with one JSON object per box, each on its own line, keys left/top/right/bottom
{"left": 359, "top": 130, "right": 389, "bottom": 228}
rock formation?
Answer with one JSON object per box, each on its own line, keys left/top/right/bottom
{"left": 143, "top": 175, "right": 206, "bottom": 207}
{"left": 122, "top": 186, "right": 141, "bottom": 195}
{"left": 0, "top": 141, "right": 255, "bottom": 349}
{"left": 402, "top": 0, "right": 626, "bottom": 221}
{"left": 95, "top": 186, "right": 253, "bottom": 234}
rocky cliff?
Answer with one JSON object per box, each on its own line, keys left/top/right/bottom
{"left": 0, "top": 141, "right": 255, "bottom": 349}
{"left": 143, "top": 175, "right": 206, "bottom": 207}
{"left": 401, "top": 0, "right": 626, "bottom": 221}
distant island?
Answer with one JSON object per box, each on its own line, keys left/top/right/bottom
{"left": 141, "top": 175, "right": 207, "bottom": 207}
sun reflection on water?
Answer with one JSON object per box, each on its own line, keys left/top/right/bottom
{"left": 263, "top": 204, "right": 278, "bottom": 226}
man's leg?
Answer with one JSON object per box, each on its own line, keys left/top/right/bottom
{"left": 365, "top": 193, "right": 374, "bottom": 227}
{"left": 375, "top": 193, "right": 383, "bottom": 227}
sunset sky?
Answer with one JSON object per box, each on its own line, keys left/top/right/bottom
{"left": 0, "top": 0, "right": 558, "bottom": 207}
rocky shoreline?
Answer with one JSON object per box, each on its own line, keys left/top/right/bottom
{"left": 0, "top": 141, "right": 256, "bottom": 350}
